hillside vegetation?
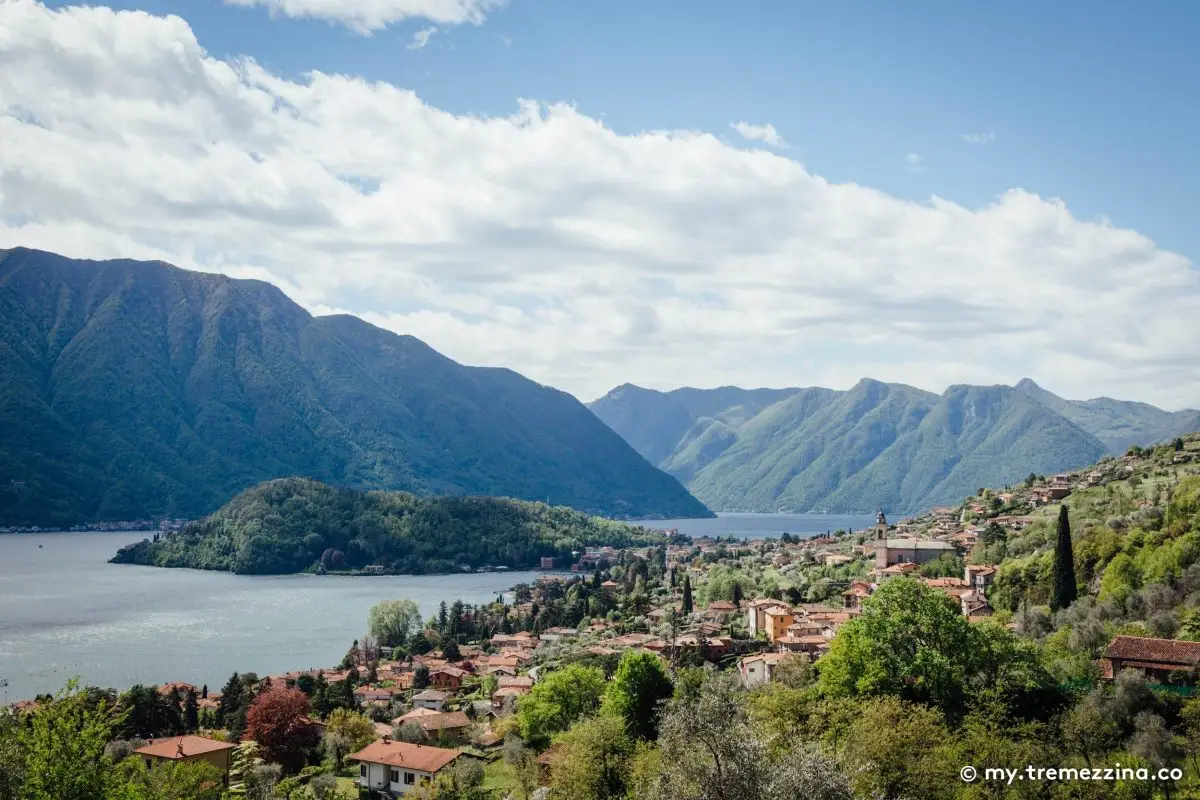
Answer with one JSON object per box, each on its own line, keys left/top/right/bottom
{"left": 110, "top": 477, "right": 669, "bottom": 575}
{"left": 591, "top": 378, "right": 1197, "bottom": 513}
{"left": 0, "top": 247, "right": 710, "bottom": 525}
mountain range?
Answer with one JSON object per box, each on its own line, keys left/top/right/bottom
{"left": 0, "top": 248, "right": 710, "bottom": 525}
{"left": 589, "top": 379, "right": 1200, "bottom": 514}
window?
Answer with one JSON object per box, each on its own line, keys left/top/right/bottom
{"left": 390, "top": 769, "right": 400, "bottom": 784}
{"left": 405, "top": 772, "right": 416, "bottom": 785}
{"left": 359, "top": 764, "right": 367, "bottom": 778}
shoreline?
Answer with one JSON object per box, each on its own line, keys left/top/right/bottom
{"left": 5, "top": 575, "right": 539, "bottom": 705}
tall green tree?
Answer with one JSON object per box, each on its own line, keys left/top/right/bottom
{"left": 548, "top": 714, "right": 633, "bottom": 800}
{"left": 517, "top": 665, "right": 607, "bottom": 744}
{"left": 183, "top": 689, "right": 200, "bottom": 732}
{"left": 818, "top": 578, "right": 977, "bottom": 714}
{"left": 1051, "top": 504, "right": 1078, "bottom": 611}
{"left": 602, "top": 651, "right": 674, "bottom": 740}
{"left": 681, "top": 575, "right": 693, "bottom": 615}
{"left": 215, "top": 673, "right": 242, "bottom": 729}
{"left": 18, "top": 681, "right": 125, "bottom": 800}
{"left": 367, "top": 599, "right": 422, "bottom": 648}
{"left": 412, "top": 665, "right": 431, "bottom": 691}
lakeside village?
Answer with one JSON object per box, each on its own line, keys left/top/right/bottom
{"left": 10, "top": 439, "right": 1200, "bottom": 799}
{"left": 0, "top": 517, "right": 190, "bottom": 534}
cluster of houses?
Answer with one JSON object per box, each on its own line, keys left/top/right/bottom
{"left": 22, "top": 444, "right": 1200, "bottom": 797}
{"left": 0, "top": 517, "right": 186, "bottom": 534}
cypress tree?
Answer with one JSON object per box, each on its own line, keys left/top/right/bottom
{"left": 732, "top": 581, "right": 743, "bottom": 609}
{"left": 184, "top": 689, "right": 200, "bottom": 732}
{"left": 1051, "top": 504, "right": 1078, "bottom": 611}
{"left": 681, "top": 574, "right": 693, "bottom": 615}
{"left": 215, "top": 673, "right": 241, "bottom": 728}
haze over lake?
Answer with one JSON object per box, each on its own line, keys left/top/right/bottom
{"left": 0, "top": 513, "right": 874, "bottom": 701}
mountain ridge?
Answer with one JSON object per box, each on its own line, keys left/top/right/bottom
{"left": 0, "top": 247, "right": 711, "bottom": 525}
{"left": 589, "top": 377, "right": 1194, "bottom": 514}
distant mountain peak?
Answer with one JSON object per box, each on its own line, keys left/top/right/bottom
{"left": 590, "top": 377, "right": 1195, "bottom": 515}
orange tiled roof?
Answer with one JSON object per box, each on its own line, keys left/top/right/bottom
{"left": 134, "top": 736, "right": 235, "bottom": 760}
{"left": 349, "top": 740, "right": 460, "bottom": 773}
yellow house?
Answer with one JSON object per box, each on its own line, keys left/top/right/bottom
{"left": 134, "top": 736, "right": 237, "bottom": 785}
{"left": 763, "top": 607, "right": 795, "bottom": 644}
{"left": 747, "top": 598, "right": 790, "bottom": 637}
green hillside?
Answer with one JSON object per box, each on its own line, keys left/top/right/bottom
{"left": 951, "top": 435, "right": 1200, "bottom": 622}
{"left": 1015, "top": 377, "right": 1200, "bottom": 454}
{"left": 0, "top": 248, "right": 711, "bottom": 525}
{"left": 589, "top": 377, "right": 1193, "bottom": 514}
{"left": 110, "top": 477, "right": 668, "bottom": 574}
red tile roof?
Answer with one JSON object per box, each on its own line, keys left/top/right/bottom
{"left": 1105, "top": 636, "right": 1200, "bottom": 666}
{"left": 349, "top": 740, "right": 461, "bottom": 773}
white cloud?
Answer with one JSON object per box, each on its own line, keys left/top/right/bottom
{"left": 903, "top": 152, "right": 923, "bottom": 171}
{"left": 224, "top": 0, "right": 505, "bottom": 33}
{"left": 731, "top": 121, "right": 787, "bottom": 149}
{"left": 962, "top": 131, "right": 996, "bottom": 145}
{"left": 407, "top": 25, "right": 437, "bottom": 49}
{"left": 3, "top": 0, "right": 1199, "bottom": 409}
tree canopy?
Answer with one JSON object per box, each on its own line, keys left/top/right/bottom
{"left": 112, "top": 478, "right": 669, "bottom": 575}
{"left": 517, "top": 665, "right": 607, "bottom": 744}
{"left": 817, "top": 577, "right": 1057, "bottom": 719}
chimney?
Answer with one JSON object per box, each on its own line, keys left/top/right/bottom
{"left": 382, "top": 734, "right": 391, "bottom": 744}
{"left": 176, "top": 738, "right": 185, "bottom": 757}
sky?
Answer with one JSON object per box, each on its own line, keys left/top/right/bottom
{"left": 1, "top": 0, "right": 1198, "bottom": 408}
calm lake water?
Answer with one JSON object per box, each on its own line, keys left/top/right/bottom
{"left": 0, "top": 513, "right": 873, "bottom": 702}
{"left": 0, "top": 532, "right": 546, "bottom": 703}
{"left": 639, "top": 512, "right": 876, "bottom": 539}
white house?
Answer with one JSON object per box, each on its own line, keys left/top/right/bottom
{"left": 738, "top": 652, "right": 789, "bottom": 687}
{"left": 412, "top": 689, "right": 450, "bottom": 711}
{"left": 350, "top": 739, "right": 461, "bottom": 796}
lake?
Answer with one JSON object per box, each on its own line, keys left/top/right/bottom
{"left": 0, "top": 532, "right": 547, "bottom": 703}
{"left": 0, "top": 513, "right": 874, "bottom": 702}
{"left": 638, "top": 512, "right": 876, "bottom": 539}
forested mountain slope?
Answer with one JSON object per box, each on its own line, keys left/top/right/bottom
{"left": 590, "top": 377, "right": 1192, "bottom": 513}
{"left": 0, "top": 248, "right": 710, "bottom": 525}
